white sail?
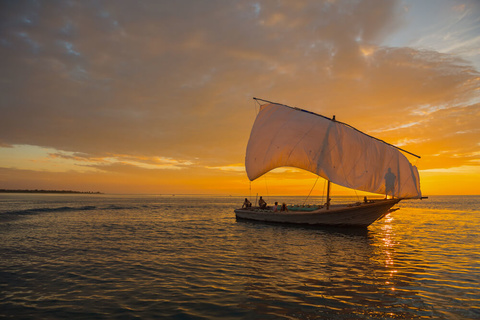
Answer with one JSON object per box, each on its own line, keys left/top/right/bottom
{"left": 245, "top": 102, "right": 422, "bottom": 199}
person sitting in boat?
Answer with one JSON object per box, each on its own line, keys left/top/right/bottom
{"left": 281, "top": 202, "right": 288, "bottom": 212}
{"left": 258, "top": 196, "right": 267, "bottom": 209}
{"left": 384, "top": 168, "right": 396, "bottom": 199}
{"left": 273, "top": 202, "right": 278, "bottom": 212}
{"left": 242, "top": 198, "right": 252, "bottom": 208}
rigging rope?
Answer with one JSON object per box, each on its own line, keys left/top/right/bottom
{"left": 397, "top": 156, "right": 422, "bottom": 198}
{"left": 249, "top": 181, "right": 252, "bottom": 201}
{"left": 253, "top": 98, "right": 260, "bottom": 116}
{"left": 353, "top": 188, "right": 360, "bottom": 202}
{"left": 303, "top": 176, "right": 320, "bottom": 206}
{"left": 321, "top": 179, "right": 326, "bottom": 205}
{"left": 264, "top": 175, "right": 269, "bottom": 198}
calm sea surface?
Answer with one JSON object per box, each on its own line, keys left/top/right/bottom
{"left": 1, "top": 194, "right": 479, "bottom": 319}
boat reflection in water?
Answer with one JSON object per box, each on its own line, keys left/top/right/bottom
{"left": 235, "top": 214, "right": 430, "bottom": 318}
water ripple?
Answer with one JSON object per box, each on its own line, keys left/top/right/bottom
{"left": 1, "top": 195, "right": 479, "bottom": 319}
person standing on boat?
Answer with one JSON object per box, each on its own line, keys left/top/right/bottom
{"left": 258, "top": 196, "right": 267, "bottom": 209}
{"left": 242, "top": 198, "right": 252, "bottom": 208}
{"left": 384, "top": 168, "right": 396, "bottom": 199}
{"left": 273, "top": 202, "right": 278, "bottom": 212}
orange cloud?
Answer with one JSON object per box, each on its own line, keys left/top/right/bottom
{"left": 0, "top": 0, "right": 479, "bottom": 195}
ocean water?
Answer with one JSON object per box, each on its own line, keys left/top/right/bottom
{"left": 1, "top": 194, "right": 479, "bottom": 319}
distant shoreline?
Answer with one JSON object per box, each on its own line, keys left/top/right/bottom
{"left": 0, "top": 189, "right": 103, "bottom": 194}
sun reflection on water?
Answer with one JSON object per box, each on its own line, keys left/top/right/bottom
{"left": 379, "top": 213, "right": 400, "bottom": 292}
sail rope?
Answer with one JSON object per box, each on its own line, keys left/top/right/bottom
{"left": 249, "top": 181, "right": 252, "bottom": 201}
{"left": 352, "top": 188, "right": 360, "bottom": 202}
{"left": 263, "top": 175, "right": 269, "bottom": 198}
{"left": 398, "top": 156, "right": 422, "bottom": 199}
{"left": 303, "top": 176, "right": 319, "bottom": 206}
{"left": 254, "top": 98, "right": 261, "bottom": 116}
{"left": 321, "top": 179, "right": 326, "bottom": 205}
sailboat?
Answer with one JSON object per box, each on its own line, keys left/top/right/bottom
{"left": 234, "top": 98, "right": 423, "bottom": 227}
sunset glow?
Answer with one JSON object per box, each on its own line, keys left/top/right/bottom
{"left": 1, "top": 0, "right": 479, "bottom": 195}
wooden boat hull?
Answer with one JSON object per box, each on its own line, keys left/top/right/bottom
{"left": 235, "top": 199, "right": 400, "bottom": 227}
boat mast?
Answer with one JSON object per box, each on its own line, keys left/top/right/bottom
{"left": 326, "top": 180, "right": 331, "bottom": 210}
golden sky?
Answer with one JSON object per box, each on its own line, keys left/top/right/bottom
{"left": 0, "top": 0, "right": 479, "bottom": 195}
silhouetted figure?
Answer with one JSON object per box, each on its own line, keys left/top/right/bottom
{"left": 242, "top": 198, "right": 252, "bottom": 208}
{"left": 384, "top": 168, "right": 396, "bottom": 199}
{"left": 273, "top": 201, "right": 278, "bottom": 212}
{"left": 281, "top": 202, "right": 288, "bottom": 212}
{"left": 258, "top": 196, "right": 267, "bottom": 209}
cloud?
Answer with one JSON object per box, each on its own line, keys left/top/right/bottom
{"left": 0, "top": 1, "right": 405, "bottom": 160}
{"left": 0, "top": 144, "right": 197, "bottom": 174}
{"left": 207, "top": 164, "right": 245, "bottom": 172}
{"left": 0, "top": 0, "right": 479, "bottom": 193}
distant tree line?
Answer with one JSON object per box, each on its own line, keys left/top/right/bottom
{"left": 0, "top": 189, "right": 102, "bottom": 194}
